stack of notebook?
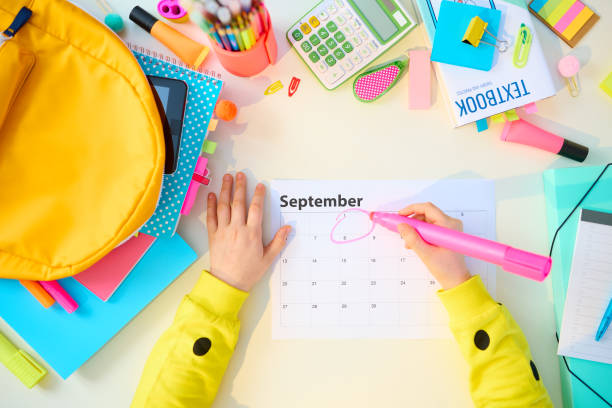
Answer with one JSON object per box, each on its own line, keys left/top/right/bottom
{"left": 0, "top": 53, "right": 222, "bottom": 379}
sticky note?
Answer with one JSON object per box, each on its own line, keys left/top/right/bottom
{"left": 208, "top": 118, "right": 218, "bottom": 131}
{"left": 408, "top": 49, "right": 431, "bottom": 109}
{"left": 505, "top": 109, "right": 519, "bottom": 121}
{"left": 601, "top": 72, "right": 612, "bottom": 98}
{"left": 529, "top": 0, "right": 599, "bottom": 48}
{"left": 202, "top": 140, "right": 217, "bottom": 154}
{"left": 523, "top": 102, "right": 538, "bottom": 114}
{"left": 490, "top": 113, "right": 506, "bottom": 123}
{"left": 554, "top": 1, "right": 583, "bottom": 32}
{"left": 476, "top": 118, "right": 488, "bottom": 132}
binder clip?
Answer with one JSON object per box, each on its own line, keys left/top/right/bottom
{"left": 462, "top": 16, "right": 509, "bottom": 52}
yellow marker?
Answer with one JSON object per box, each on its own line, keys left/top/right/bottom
{"left": 264, "top": 80, "right": 283, "bottom": 95}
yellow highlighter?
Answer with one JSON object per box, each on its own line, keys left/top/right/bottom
{"left": 0, "top": 330, "right": 47, "bottom": 388}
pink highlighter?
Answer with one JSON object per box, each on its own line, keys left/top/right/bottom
{"left": 501, "top": 119, "right": 588, "bottom": 162}
{"left": 38, "top": 280, "right": 79, "bottom": 313}
{"left": 331, "top": 209, "right": 551, "bottom": 282}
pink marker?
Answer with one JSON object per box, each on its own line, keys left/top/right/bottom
{"left": 38, "top": 281, "right": 79, "bottom": 313}
{"left": 331, "top": 209, "right": 551, "bottom": 281}
{"left": 501, "top": 119, "right": 588, "bottom": 162}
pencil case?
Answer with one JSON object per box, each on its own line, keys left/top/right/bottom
{"left": 209, "top": 11, "right": 277, "bottom": 77}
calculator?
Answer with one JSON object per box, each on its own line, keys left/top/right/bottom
{"left": 287, "top": 0, "right": 416, "bottom": 90}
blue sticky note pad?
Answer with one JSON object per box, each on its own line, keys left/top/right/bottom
{"left": 431, "top": 1, "right": 501, "bottom": 71}
{"left": 476, "top": 118, "right": 489, "bottom": 132}
{"left": 0, "top": 234, "right": 196, "bottom": 379}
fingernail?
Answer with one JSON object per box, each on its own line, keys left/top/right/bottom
{"left": 224, "top": 174, "right": 231, "bottom": 181}
{"left": 237, "top": 172, "right": 245, "bottom": 180}
{"left": 208, "top": 193, "right": 214, "bottom": 199}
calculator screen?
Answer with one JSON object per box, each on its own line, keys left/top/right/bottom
{"left": 351, "top": 0, "right": 398, "bottom": 41}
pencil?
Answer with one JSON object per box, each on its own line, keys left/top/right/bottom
{"left": 232, "top": 24, "right": 245, "bottom": 51}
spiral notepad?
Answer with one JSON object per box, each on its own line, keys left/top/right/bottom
{"left": 132, "top": 48, "right": 223, "bottom": 238}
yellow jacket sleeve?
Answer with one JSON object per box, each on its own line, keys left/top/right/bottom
{"left": 438, "top": 275, "right": 553, "bottom": 408}
{"left": 131, "top": 270, "right": 248, "bottom": 408}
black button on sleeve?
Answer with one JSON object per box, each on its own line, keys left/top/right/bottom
{"left": 530, "top": 360, "right": 540, "bottom": 381}
{"left": 474, "top": 330, "right": 490, "bottom": 350}
{"left": 193, "top": 337, "right": 212, "bottom": 356}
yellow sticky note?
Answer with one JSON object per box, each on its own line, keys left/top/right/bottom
{"left": 505, "top": 109, "right": 519, "bottom": 121}
{"left": 562, "top": 6, "right": 593, "bottom": 40}
{"left": 601, "top": 72, "right": 612, "bottom": 98}
{"left": 490, "top": 113, "right": 506, "bottom": 123}
{"left": 208, "top": 119, "right": 218, "bottom": 131}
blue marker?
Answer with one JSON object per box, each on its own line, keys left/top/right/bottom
{"left": 595, "top": 296, "right": 612, "bottom": 341}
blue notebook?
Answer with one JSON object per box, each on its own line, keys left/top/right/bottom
{"left": 0, "top": 234, "right": 196, "bottom": 379}
{"left": 431, "top": 1, "right": 501, "bottom": 71}
{"left": 543, "top": 165, "right": 612, "bottom": 408}
{"left": 135, "top": 51, "right": 223, "bottom": 238}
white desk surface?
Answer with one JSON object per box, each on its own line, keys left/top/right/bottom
{"left": 2, "top": 0, "right": 612, "bottom": 406}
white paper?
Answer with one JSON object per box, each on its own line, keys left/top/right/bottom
{"left": 558, "top": 209, "right": 612, "bottom": 364}
{"left": 270, "top": 179, "right": 496, "bottom": 339}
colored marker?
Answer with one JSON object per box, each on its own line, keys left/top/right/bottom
{"left": 225, "top": 24, "right": 239, "bottom": 51}
{"left": 232, "top": 24, "right": 245, "bottom": 51}
{"left": 501, "top": 119, "right": 589, "bottom": 162}
{"left": 0, "top": 330, "right": 47, "bottom": 388}
{"left": 595, "top": 297, "right": 612, "bottom": 341}
{"left": 19, "top": 280, "right": 55, "bottom": 308}
{"left": 215, "top": 24, "right": 232, "bottom": 50}
{"left": 250, "top": 10, "right": 262, "bottom": 38}
{"left": 38, "top": 281, "right": 78, "bottom": 313}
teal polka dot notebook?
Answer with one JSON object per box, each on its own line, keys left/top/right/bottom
{"left": 133, "top": 51, "right": 223, "bottom": 238}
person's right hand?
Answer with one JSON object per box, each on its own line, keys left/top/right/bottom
{"left": 397, "top": 202, "right": 471, "bottom": 290}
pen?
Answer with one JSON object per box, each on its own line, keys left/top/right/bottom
{"left": 595, "top": 296, "right": 612, "bottom": 341}
{"left": 19, "top": 280, "right": 55, "bottom": 308}
{"left": 38, "top": 280, "right": 79, "bottom": 313}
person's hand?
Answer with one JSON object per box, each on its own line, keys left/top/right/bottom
{"left": 207, "top": 172, "right": 291, "bottom": 292}
{"left": 397, "top": 202, "right": 471, "bottom": 290}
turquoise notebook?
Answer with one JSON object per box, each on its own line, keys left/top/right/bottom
{"left": 543, "top": 165, "right": 612, "bottom": 408}
{"left": 135, "top": 51, "right": 223, "bottom": 238}
{"left": 0, "top": 234, "right": 196, "bottom": 379}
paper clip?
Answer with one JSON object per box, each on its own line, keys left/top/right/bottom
{"left": 512, "top": 24, "right": 532, "bottom": 68}
{"left": 462, "top": 16, "right": 509, "bottom": 52}
{"left": 558, "top": 55, "right": 581, "bottom": 97}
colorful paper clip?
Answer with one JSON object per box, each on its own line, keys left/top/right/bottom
{"left": 462, "top": 16, "right": 509, "bottom": 52}
{"left": 558, "top": 55, "right": 581, "bottom": 97}
{"left": 512, "top": 24, "right": 532, "bottom": 68}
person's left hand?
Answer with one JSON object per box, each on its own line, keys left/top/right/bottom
{"left": 207, "top": 172, "right": 291, "bottom": 292}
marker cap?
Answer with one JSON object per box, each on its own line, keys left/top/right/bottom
{"left": 129, "top": 6, "right": 158, "bottom": 33}
{"left": 559, "top": 139, "right": 589, "bottom": 162}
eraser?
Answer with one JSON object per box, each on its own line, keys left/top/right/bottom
{"left": 408, "top": 49, "right": 432, "bottom": 109}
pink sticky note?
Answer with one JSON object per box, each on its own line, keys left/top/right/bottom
{"left": 408, "top": 49, "right": 432, "bottom": 109}
{"left": 181, "top": 157, "right": 208, "bottom": 215}
{"left": 523, "top": 102, "right": 538, "bottom": 114}
{"left": 74, "top": 234, "right": 156, "bottom": 301}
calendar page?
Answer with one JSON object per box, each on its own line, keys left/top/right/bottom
{"left": 269, "top": 179, "right": 496, "bottom": 339}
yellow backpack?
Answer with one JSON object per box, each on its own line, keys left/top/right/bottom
{"left": 0, "top": 0, "right": 165, "bottom": 281}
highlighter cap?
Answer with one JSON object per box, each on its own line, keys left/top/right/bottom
{"left": 130, "top": 6, "right": 158, "bottom": 33}
{"left": 559, "top": 139, "right": 589, "bottom": 162}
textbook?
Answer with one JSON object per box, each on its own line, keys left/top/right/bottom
{"left": 414, "top": 0, "right": 556, "bottom": 127}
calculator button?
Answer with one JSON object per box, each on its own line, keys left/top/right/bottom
{"left": 333, "top": 48, "right": 345, "bottom": 60}
{"left": 326, "top": 5, "right": 337, "bottom": 14}
{"left": 317, "top": 44, "right": 328, "bottom": 55}
{"left": 392, "top": 10, "right": 408, "bottom": 26}
{"left": 341, "top": 60, "right": 353, "bottom": 71}
{"left": 325, "top": 54, "right": 337, "bottom": 66}
{"left": 351, "top": 53, "right": 362, "bottom": 65}
{"left": 325, "top": 66, "right": 345, "bottom": 84}
{"left": 291, "top": 29, "right": 303, "bottom": 41}
{"left": 359, "top": 31, "right": 368, "bottom": 40}
{"left": 318, "top": 27, "right": 329, "bottom": 39}
{"left": 369, "top": 41, "right": 379, "bottom": 50}
{"left": 309, "top": 51, "right": 320, "bottom": 63}
{"left": 301, "top": 41, "right": 312, "bottom": 52}
{"left": 341, "top": 41, "right": 354, "bottom": 53}
{"left": 351, "top": 35, "right": 361, "bottom": 46}
{"left": 317, "top": 11, "right": 328, "bottom": 21}
{"left": 350, "top": 20, "right": 361, "bottom": 30}
{"left": 326, "top": 21, "right": 338, "bottom": 32}
{"left": 300, "top": 23, "right": 311, "bottom": 34}
{"left": 325, "top": 38, "right": 337, "bottom": 49}
{"left": 359, "top": 47, "right": 370, "bottom": 58}
{"left": 335, "top": 16, "right": 346, "bottom": 26}
{"left": 310, "top": 34, "right": 320, "bottom": 46}
{"left": 309, "top": 16, "right": 320, "bottom": 27}
{"left": 344, "top": 25, "right": 354, "bottom": 35}
{"left": 316, "top": 62, "right": 328, "bottom": 72}
{"left": 334, "top": 31, "right": 346, "bottom": 43}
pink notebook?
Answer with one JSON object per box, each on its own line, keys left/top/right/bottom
{"left": 74, "top": 234, "right": 156, "bottom": 301}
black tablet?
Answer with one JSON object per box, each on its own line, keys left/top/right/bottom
{"left": 147, "top": 76, "right": 188, "bottom": 174}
